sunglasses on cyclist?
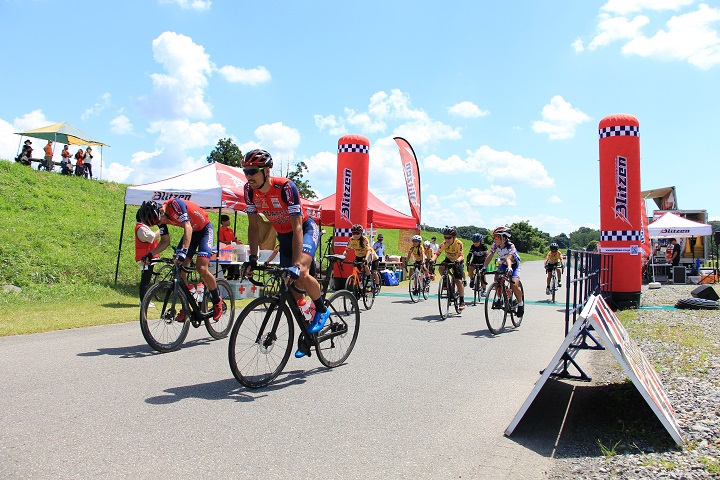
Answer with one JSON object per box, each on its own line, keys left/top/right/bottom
{"left": 243, "top": 167, "right": 264, "bottom": 176}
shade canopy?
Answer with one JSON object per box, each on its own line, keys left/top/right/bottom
{"left": 315, "top": 190, "right": 418, "bottom": 229}
{"left": 124, "top": 162, "right": 247, "bottom": 209}
{"left": 648, "top": 212, "right": 712, "bottom": 238}
{"left": 16, "top": 121, "right": 109, "bottom": 147}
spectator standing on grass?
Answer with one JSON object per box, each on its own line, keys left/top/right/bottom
{"left": 74, "top": 149, "right": 85, "bottom": 177}
{"left": 218, "top": 214, "right": 241, "bottom": 280}
{"left": 60, "top": 145, "right": 72, "bottom": 172}
{"left": 42, "top": 140, "right": 54, "bottom": 171}
{"left": 84, "top": 146, "right": 93, "bottom": 179}
{"left": 670, "top": 238, "right": 681, "bottom": 267}
{"left": 372, "top": 234, "right": 384, "bottom": 259}
{"left": 135, "top": 209, "right": 159, "bottom": 305}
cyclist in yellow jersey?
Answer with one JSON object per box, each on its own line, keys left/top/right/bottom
{"left": 405, "top": 234, "right": 429, "bottom": 280}
{"left": 436, "top": 226, "right": 466, "bottom": 310}
{"left": 545, "top": 242, "right": 564, "bottom": 295}
{"left": 423, "top": 240, "right": 436, "bottom": 277}
{"left": 342, "top": 224, "right": 380, "bottom": 286}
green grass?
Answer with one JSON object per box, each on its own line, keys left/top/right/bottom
{"left": 0, "top": 160, "right": 542, "bottom": 336}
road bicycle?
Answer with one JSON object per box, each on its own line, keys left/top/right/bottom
{"left": 140, "top": 258, "right": 236, "bottom": 352}
{"left": 344, "top": 260, "right": 377, "bottom": 310}
{"left": 548, "top": 265, "right": 564, "bottom": 303}
{"left": 437, "top": 261, "right": 462, "bottom": 319}
{"left": 407, "top": 261, "right": 430, "bottom": 303}
{"left": 228, "top": 254, "right": 360, "bottom": 388}
{"left": 468, "top": 264, "right": 488, "bottom": 306}
{"left": 484, "top": 270, "right": 524, "bottom": 335}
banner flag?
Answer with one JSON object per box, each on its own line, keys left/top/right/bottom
{"left": 393, "top": 137, "right": 421, "bottom": 228}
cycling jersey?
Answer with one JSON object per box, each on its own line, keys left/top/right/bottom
{"left": 489, "top": 240, "right": 520, "bottom": 266}
{"left": 347, "top": 236, "right": 378, "bottom": 261}
{"left": 437, "top": 238, "right": 463, "bottom": 262}
{"left": 407, "top": 245, "right": 426, "bottom": 264}
{"left": 545, "top": 251, "right": 563, "bottom": 265}
{"left": 244, "top": 177, "right": 308, "bottom": 234}
{"left": 467, "top": 243, "right": 488, "bottom": 265}
{"left": 162, "top": 198, "right": 210, "bottom": 232}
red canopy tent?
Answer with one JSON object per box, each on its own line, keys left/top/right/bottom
{"left": 315, "top": 190, "right": 418, "bottom": 229}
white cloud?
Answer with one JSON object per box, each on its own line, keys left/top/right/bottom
{"left": 159, "top": 0, "right": 211, "bottom": 11}
{"left": 0, "top": 111, "right": 53, "bottom": 161}
{"left": 129, "top": 149, "right": 163, "bottom": 166}
{"left": 447, "top": 186, "right": 517, "bottom": 207}
{"left": 532, "top": 95, "right": 591, "bottom": 140}
{"left": 423, "top": 146, "right": 555, "bottom": 188}
{"left": 548, "top": 195, "right": 562, "bottom": 204}
{"left": 601, "top": 0, "right": 695, "bottom": 15}
{"left": 147, "top": 119, "right": 225, "bottom": 151}
{"left": 344, "top": 108, "right": 386, "bottom": 133}
{"left": 104, "top": 162, "right": 135, "bottom": 183}
{"left": 588, "top": 14, "right": 651, "bottom": 50}
{"left": 253, "top": 122, "right": 301, "bottom": 158}
{"left": 217, "top": 65, "right": 271, "bottom": 85}
{"left": 13, "top": 110, "right": 52, "bottom": 131}
{"left": 622, "top": 4, "right": 720, "bottom": 69}
{"left": 448, "top": 101, "right": 490, "bottom": 118}
{"left": 110, "top": 115, "right": 134, "bottom": 135}
{"left": 314, "top": 114, "right": 347, "bottom": 136}
{"left": 572, "top": 38, "right": 585, "bottom": 53}
{"left": 81, "top": 93, "right": 112, "bottom": 121}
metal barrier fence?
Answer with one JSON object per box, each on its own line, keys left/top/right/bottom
{"left": 553, "top": 249, "right": 613, "bottom": 381}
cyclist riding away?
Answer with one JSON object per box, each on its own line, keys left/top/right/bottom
{"left": 405, "top": 234, "right": 429, "bottom": 281}
{"left": 240, "top": 149, "right": 328, "bottom": 359}
{"left": 467, "top": 232, "right": 488, "bottom": 293}
{"left": 545, "top": 242, "right": 564, "bottom": 295}
{"left": 423, "top": 240, "right": 436, "bottom": 278}
{"left": 483, "top": 226, "right": 524, "bottom": 317}
{"left": 342, "top": 224, "right": 380, "bottom": 287}
{"left": 436, "top": 226, "right": 466, "bottom": 311}
{"left": 138, "top": 198, "right": 225, "bottom": 321}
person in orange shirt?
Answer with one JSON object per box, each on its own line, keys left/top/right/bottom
{"left": 60, "top": 145, "right": 73, "bottom": 174}
{"left": 74, "top": 149, "right": 85, "bottom": 177}
{"left": 42, "top": 140, "right": 54, "bottom": 171}
{"left": 218, "top": 214, "right": 241, "bottom": 280}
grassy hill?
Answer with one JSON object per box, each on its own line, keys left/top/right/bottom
{"left": 0, "top": 161, "right": 540, "bottom": 336}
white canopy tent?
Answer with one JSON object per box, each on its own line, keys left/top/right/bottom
{"left": 648, "top": 212, "right": 712, "bottom": 238}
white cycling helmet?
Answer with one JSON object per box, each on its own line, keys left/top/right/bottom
{"left": 412, "top": 235, "right": 422, "bottom": 242}
{"left": 423, "top": 240, "right": 430, "bottom": 248}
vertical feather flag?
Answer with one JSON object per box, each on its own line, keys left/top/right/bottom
{"left": 393, "top": 137, "right": 421, "bottom": 228}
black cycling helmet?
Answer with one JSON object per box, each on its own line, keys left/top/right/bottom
{"left": 242, "top": 149, "right": 274, "bottom": 168}
{"left": 472, "top": 233, "right": 482, "bottom": 242}
{"left": 441, "top": 226, "right": 457, "bottom": 237}
{"left": 550, "top": 243, "right": 559, "bottom": 251}
{"left": 493, "top": 226, "right": 511, "bottom": 238}
{"left": 139, "top": 200, "right": 161, "bottom": 226}
{"left": 351, "top": 224, "right": 364, "bottom": 234}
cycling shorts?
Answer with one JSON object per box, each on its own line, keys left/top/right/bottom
{"left": 276, "top": 217, "right": 320, "bottom": 269}
{"left": 497, "top": 263, "right": 520, "bottom": 279}
{"left": 176, "top": 223, "right": 214, "bottom": 259}
{"left": 545, "top": 262, "right": 560, "bottom": 273}
{"left": 439, "top": 258, "right": 464, "bottom": 278}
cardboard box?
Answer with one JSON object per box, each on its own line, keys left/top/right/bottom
{"left": 228, "top": 280, "right": 260, "bottom": 299}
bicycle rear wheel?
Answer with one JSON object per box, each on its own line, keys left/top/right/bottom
{"left": 422, "top": 275, "right": 429, "bottom": 300}
{"left": 362, "top": 275, "right": 376, "bottom": 310}
{"left": 438, "top": 275, "right": 450, "bottom": 320}
{"left": 315, "top": 290, "right": 360, "bottom": 368}
{"left": 484, "top": 283, "right": 506, "bottom": 335}
{"left": 345, "top": 276, "right": 360, "bottom": 301}
{"left": 509, "top": 281, "right": 524, "bottom": 328}
{"left": 140, "top": 281, "right": 191, "bottom": 352}
{"left": 408, "top": 272, "right": 420, "bottom": 303}
{"left": 228, "top": 296, "right": 294, "bottom": 388}
{"left": 205, "top": 278, "right": 235, "bottom": 339}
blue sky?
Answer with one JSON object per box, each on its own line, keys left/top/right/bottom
{"left": 1, "top": 0, "right": 719, "bottom": 235}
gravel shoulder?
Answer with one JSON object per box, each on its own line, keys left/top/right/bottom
{"left": 547, "top": 284, "right": 720, "bottom": 479}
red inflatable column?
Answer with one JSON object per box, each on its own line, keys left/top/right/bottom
{"left": 334, "top": 134, "right": 370, "bottom": 279}
{"left": 598, "top": 114, "right": 642, "bottom": 307}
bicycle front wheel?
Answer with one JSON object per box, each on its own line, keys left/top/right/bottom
{"left": 550, "top": 273, "right": 557, "bottom": 303}
{"left": 438, "top": 275, "right": 450, "bottom": 320}
{"left": 510, "top": 281, "right": 525, "bottom": 328}
{"left": 140, "top": 281, "right": 191, "bottom": 352}
{"left": 484, "top": 283, "right": 506, "bottom": 335}
{"left": 228, "top": 296, "right": 294, "bottom": 388}
{"left": 315, "top": 290, "right": 360, "bottom": 368}
{"left": 263, "top": 275, "right": 281, "bottom": 297}
{"left": 473, "top": 272, "right": 483, "bottom": 305}
{"left": 205, "top": 278, "right": 235, "bottom": 339}
{"left": 362, "top": 275, "right": 376, "bottom": 310}
{"left": 408, "top": 272, "right": 420, "bottom": 303}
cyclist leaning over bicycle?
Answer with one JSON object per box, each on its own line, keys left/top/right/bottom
{"left": 240, "top": 149, "right": 329, "bottom": 359}
{"left": 544, "top": 242, "right": 564, "bottom": 295}
{"left": 482, "top": 226, "right": 524, "bottom": 318}
{"left": 342, "top": 224, "right": 380, "bottom": 287}
{"left": 423, "top": 240, "right": 436, "bottom": 277}
{"left": 466, "top": 232, "right": 488, "bottom": 292}
{"left": 405, "top": 235, "right": 430, "bottom": 280}
{"left": 138, "top": 198, "right": 225, "bottom": 321}
{"left": 436, "top": 226, "right": 466, "bottom": 311}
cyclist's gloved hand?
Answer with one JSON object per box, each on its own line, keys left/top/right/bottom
{"left": 242, "top": 255, "right": 258, "bottom": 278}
{"left": 175, "top": 247, "right": 188, "bottom": 263}
{"left": 287, "top": 264, "right": 301, "bottom": 280}
{"left": 141, "top": 252, "right": 153, "bottom": 264}
{"left": 479, "top": 267, "right": 486, "bottom": 273}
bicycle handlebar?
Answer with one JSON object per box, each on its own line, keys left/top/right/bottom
{"left": 148, "top": 257, "right": 195, "bottom": 273}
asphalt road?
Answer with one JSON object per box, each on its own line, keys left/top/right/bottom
{"left": 0, "top": 260, "right": 572, "bottom": 479}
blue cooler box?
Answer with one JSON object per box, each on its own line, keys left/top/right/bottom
{"left": 381, "top": 270, "right": 399, "bottom": 286}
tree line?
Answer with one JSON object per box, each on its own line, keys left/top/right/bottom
{"left": 208, "top": 138, "right": 600, "bottom": 252}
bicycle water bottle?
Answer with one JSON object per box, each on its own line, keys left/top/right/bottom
{"left": 188, "top": 284, "right": 196, "bottom": 299}
{"left": 195, "top": 283, "right": 205, "bottom": 303}
{"left": 297, "top": 297, "right": 315, "bottom": 321}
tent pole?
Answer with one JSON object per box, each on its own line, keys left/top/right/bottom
{"left": 115, "top": 205, "right": 128, "bottom": 285}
